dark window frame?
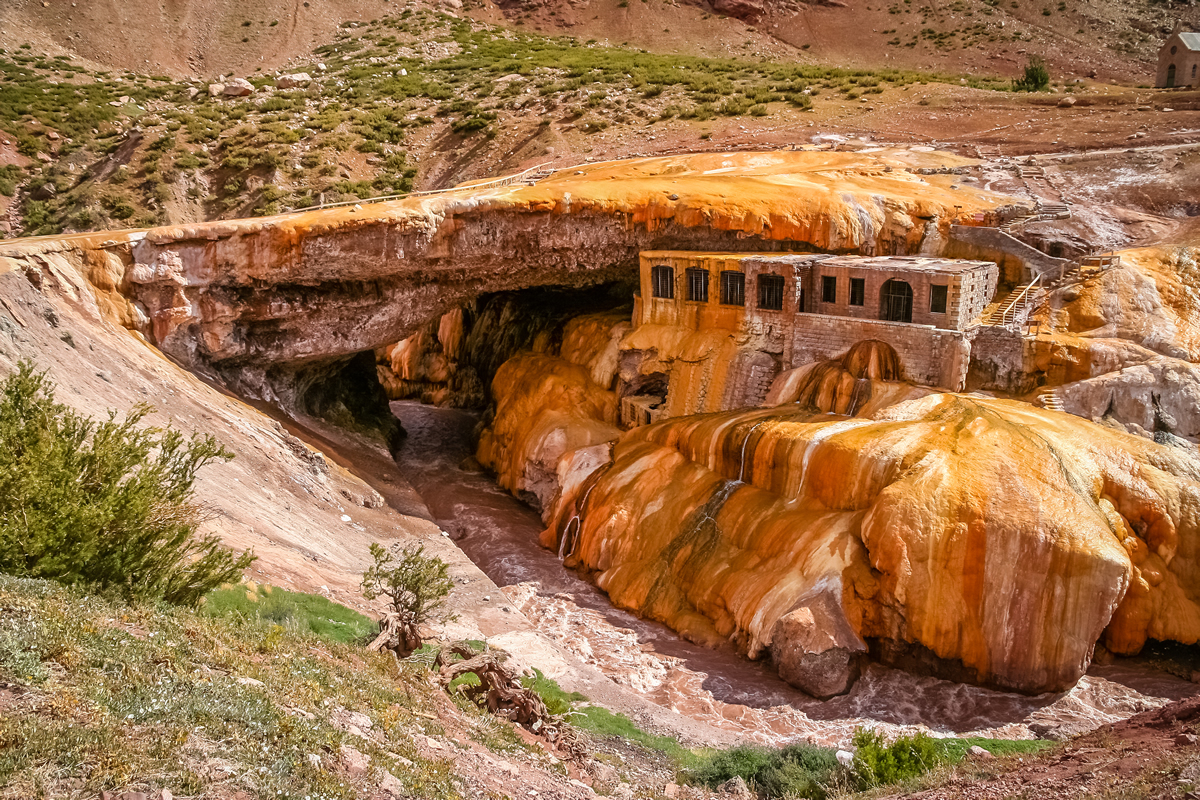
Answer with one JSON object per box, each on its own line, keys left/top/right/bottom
{"left": 930, "top": 284, "right": 948, "bottom": 314}
{"left": 686, "top": 267, "right": 710, "bottom": 303}
{"left": 849, "top": 277, "right": 865, "bottom": 306}
{"left": 881, "top": 279, "right": 914, "bottom": 323}
{"left": 720, "top": 270, "right": 745, "bottom": 306}
{"left": 758, "top": 274, "right": 785, "bottom": 311}
{"left": 650, "top": 265, "right": 675, "bottom": 299}
{"left": 821, "top": 275, "right": 837, "bottom": 304}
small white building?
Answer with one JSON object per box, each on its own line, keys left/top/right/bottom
{"left": 1157, "top": 23, "right": 1200, "bottom": 89}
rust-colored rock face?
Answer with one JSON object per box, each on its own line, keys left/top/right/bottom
{"left": 1, "top": 148, "right": 1018, "bottom": 425}
{"left": 79, "top": 149, "right": 1012, "bottom": 370}
{"left": 776, "top": 339, "right": 909, "bottom": 415}
{"left": 546, "top": 393, "right": 1200, "bottom": 694}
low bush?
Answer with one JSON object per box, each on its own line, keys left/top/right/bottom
{"left": 0, "top": 362, "right": 254, "bottom": 605}
{"left": 688, "top": 743, "right": 840, "bottom": 798}
{"left": 1014, "top": 55, "right": 1050, "bottom": 92}
{"left": 851, "top": 727, "right": 941, "bottom": 789}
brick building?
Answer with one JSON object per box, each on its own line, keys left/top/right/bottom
{"left": 622, "top": 250, "right": 999, "bottom": 425}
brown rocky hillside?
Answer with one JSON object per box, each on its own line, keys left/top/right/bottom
{"left": 2, "top": 0, "right": 1198, "bottom": 81}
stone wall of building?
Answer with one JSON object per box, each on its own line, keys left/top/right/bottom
{"left": 968, "top": 325, "right": 1037, "bottom": 394}
{"left": 946, "top": 226, "right": 1068, "bottom": 286}
{"left": 790, "top": 315, "right": 972, "bottom": 390}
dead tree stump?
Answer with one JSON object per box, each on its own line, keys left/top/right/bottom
{"left": 367, "top": 611, "right": 422, "bottom": 660}
{"left": 436, "top": 643, "right": 553, "bottom": 731}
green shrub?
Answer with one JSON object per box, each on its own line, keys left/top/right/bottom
{"left": 0, "top": 362, "right": 254, "bottom": 605}
{"left": 361, "top": 542, "right": 453, "bottom": 630}
{"left": 1014, "top": 56, "right": 1050, "bottom": 92}
{"left": 687, "top": 742, "right": 839, "bottom": 797}
{"left": 691, "top": 746, "right": 777, "bottom": 788}
{"left": 851, "top": 727, "right": 942, "bottom": 789}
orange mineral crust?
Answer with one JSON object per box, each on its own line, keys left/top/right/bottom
{"left": 548, "top": 393, "right": 1200, "bottom": 695}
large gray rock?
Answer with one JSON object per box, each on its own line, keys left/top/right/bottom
{"left": 770, "top": 590, "right": 867, "bottom": 699}
{"left": 1057, "top": 355, "right": 1200, "bottom": 441}
{"left": 222, "top": 78, "right": 255, "bottom": 97}
{"left": 276, "top": 72, "right": 312, "bottom": 90}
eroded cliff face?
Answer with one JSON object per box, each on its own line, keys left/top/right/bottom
{"left": 377, "top": 288, "right": 633, "bottom": 409}
{"left": 475, "top": 311, "right": 629, "bottom": 511}
{"left": 543, "top": 394, "right": 1200, "bottom": 696}
{"left": 92, "top": 149, "right": 1010, "bottom": 371}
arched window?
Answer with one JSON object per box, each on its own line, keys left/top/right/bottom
{"left": 650, "top": 265, "right": 674, "bottom": 299}
{"left": 1168, "top": 64, "right": 1177, "bottom": 88}
{"left": 880, "top": 279, "right": 914, "bottom": 323}
{"left": 1193, "top": 64, "right": 1197, "bottom": 82}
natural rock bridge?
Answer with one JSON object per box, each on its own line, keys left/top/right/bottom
{"left": 1, "top": 149, "right": 1017, "bottom": 430}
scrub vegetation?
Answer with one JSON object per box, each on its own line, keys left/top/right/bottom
{"left": 0, "top": 8, "right": 1015, "bottom": 238}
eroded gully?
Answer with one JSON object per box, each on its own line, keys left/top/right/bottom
{"left": 371, "top": 400, "right": 1199, "bottom": 746}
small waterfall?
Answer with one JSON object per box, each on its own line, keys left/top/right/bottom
{"left": 559, "top": 476, "right": 600, "bottom": 562}
{"left": 559, "top": 516, "right": 580, "bottom": 561}
{"left": 738, "top": 420, "right": 768, "bottom": 484}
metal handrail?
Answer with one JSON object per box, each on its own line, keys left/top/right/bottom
{"left": 998, "top": 274, "right": 1042, "bottom": 327}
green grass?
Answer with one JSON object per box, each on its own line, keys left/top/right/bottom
{"left": 933, "top": 736, "right": 1053, "bottom": 761}
{"left": 202, "top": 581, "right": 377, "bottom": 644}
{"left": 515, "top": 668, "right": 699, "bottom": 767}
{"left": 0, "top": 574, "right": 470, "bottom": 799}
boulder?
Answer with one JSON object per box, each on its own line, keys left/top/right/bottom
{"left": 207, "top": 83, "right": 224, "bottom": 97}
{"left": 712, "top": 0, "right": 767, "bottom": 18}
{"left": 770, "top": 591, "right": 867, "bottom": 699}
{"left": 222, "top": 78, "right": 255, "bottom": 97}
{"left": 719, "top": 776, "right": 752, "bottom": 798}
{"left": 276, "top": 72, "right": 312, "bottom": 90}
{"left": 549, "top": 391, "right": 1200, "bottom": 694}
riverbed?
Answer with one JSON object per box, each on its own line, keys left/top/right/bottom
{"left": 386, "top": 399, "right": 1200, "bottom": 746}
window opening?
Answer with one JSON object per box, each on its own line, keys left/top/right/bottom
{"left": 758, "top": 274, "right": 785, "bottom": 310}
{"left": 686, "top": 268, "right": 709, "bottom": 302}
{"left": 821, "top": 275, "right": 837, "bottom": 304}
{"left": 650, "top": 265, "right": 674, "bottom": 299}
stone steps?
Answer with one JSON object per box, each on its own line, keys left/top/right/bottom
{"left": 1037, "top": 388, "right": 1065, "bottom": 412}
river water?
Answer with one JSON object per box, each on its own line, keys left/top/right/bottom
{"left": 390, "top": 399, "right": 1199, "bottom": 747}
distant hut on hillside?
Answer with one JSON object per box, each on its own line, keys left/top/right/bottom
{"left": 1157, "top": 22, "right": 1200, "bottom": 88}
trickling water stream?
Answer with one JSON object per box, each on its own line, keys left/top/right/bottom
{"left": 388, "top": 399, "right": 1199, "bottom": 747}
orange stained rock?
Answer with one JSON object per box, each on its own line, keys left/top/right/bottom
{"left": 769, "top": 340, "right": 918, "bottom": 416}
{"left": 512, "top": 150, "right": 1008, "bottom": 249}
{"left": 1032, "top": 239, "right": 1200, "bottom": 375}
{"left": 4, "top": 149, "right": 1012, "bottom": 272}
{"left": 476, "top": 353, "right": 621, "bottom": 510}
{"left": 547, "top": 393, "right": 1200, "bottom": 694}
